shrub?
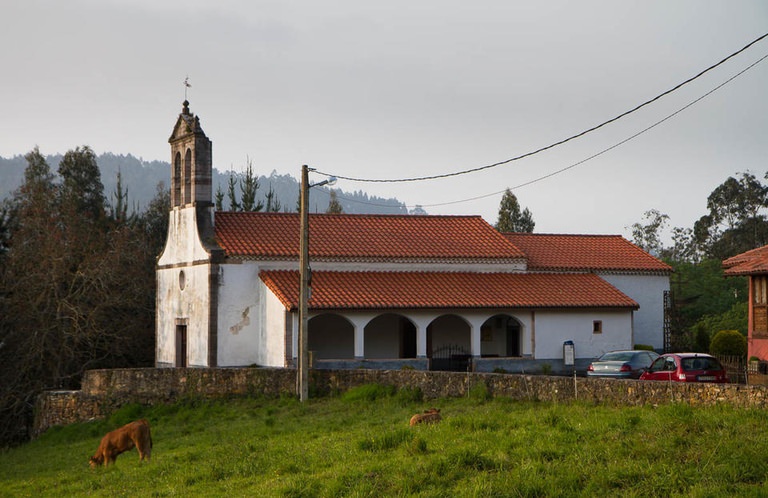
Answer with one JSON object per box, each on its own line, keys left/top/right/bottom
{"left": 633, "top": 344, "right": 655, "bottom": 351}
{"left": 709, "top": 330, "right": 747, "bottom": 357}
{"left": 693, "top": 324, "right": 711, "bottom": 353}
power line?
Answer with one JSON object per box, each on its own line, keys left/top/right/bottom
{"left": 315, "top": 32, "right": 768, "bottom": 184}
{"left": 331, "top": 51, "right": 768, "bottom": 211}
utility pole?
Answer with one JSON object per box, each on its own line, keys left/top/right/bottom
{"left": 298, "top": 165, "right": 310, "bottom": 402}
{"left": 296, "top": 165, "right": 336, "bottom": 402}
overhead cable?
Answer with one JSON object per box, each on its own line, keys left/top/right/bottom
{"left": 332, "top": 51, "right": 768, "bottom": 210}
{"left": 315, "top": 31, "right": 768, "bottom": 184}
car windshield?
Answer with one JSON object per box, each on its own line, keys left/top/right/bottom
{"left": 599, "top": 352, "right": 634, "bottom": 362}
{"left": 681, "top": 357, "right": 722, "bottom": 371}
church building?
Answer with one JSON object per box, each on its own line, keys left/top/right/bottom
{"left": 156, "top": 101, "right": 672, "bottom": 373}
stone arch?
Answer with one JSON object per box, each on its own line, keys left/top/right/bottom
{"left": 480, "top": 314, "right": 522, "bottom": 357}
{"left": 308, "top": 313, "right": 354, "bottom": 359}
{"left": 426, "top": 314, "right": 471, "bottom": 357}
{"left": 173, "top": 151, "right": 182, "bottom": 207}
{"left": 364, "top": 313, "right": 417, "bottom": 359}
{"left": 183, "top": 148, "right": 192, "bottom": 204}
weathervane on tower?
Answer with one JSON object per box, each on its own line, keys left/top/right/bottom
{"left": 183, "top": 76, "right": 191, "bottom": 100}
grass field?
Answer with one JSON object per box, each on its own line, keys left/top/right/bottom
{"left": 2, "top": 383, "right": 768, "bottom": 497}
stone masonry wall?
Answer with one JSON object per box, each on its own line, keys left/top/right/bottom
{"left": 33, "top": 367, "right": 768, "bottom": 437}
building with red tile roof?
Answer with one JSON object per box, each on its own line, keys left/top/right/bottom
{"left": 156, "top": 102, "right": 669, "bottom": 375}
{"left": 503, "top": 233, "right": 672, "bottom": 273}
{"left": 505, "top": 234, "right": 672, "bottom": 350}
{"left": 723, "top": 246, "right": 768, "bottom": 361}
{"left": 216, "top": 212, "right": 526, "bottom": 263}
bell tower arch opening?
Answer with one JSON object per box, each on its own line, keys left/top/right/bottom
{"left": 172, "top": 152, "right": 182, "bottom": 207}
{"left": 183, "top": 148, "right": 192, "bottom": 204}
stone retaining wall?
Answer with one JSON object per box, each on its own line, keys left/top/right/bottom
{"left": 33, "top": 367, "right": 768, "bottom": 437}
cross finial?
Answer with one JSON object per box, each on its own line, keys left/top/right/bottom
{"left": 184, "top": 76, "right": 191, "bottom": 100}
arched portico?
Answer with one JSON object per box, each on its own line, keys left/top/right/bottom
{"left": 308, "top": 313, "right": 354, "bottom": 359}
{"left": 426, "top": 314, "right": 471, "bottom": 356}
{"left": 364, "top": 313, "right": 417, "bottom": 359}
{"left": 295, "top": 309, "right": 532, "bottom": 371}
{"left": 480, "top": 314, "right": 523, "bottom": 357}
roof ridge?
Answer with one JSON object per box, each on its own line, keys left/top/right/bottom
{"left": 504, "top": 232, "right": 623, "bottom": 238}
{"left": 215, "top": 211, "right": 484, "bottom": 219}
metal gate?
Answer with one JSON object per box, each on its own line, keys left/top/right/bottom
{"left": 430, "top": 344, "right": 471, "bottom": 372}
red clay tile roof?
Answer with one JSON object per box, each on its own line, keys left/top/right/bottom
{"left": 260, "top": 270, "right": 638, "bottom": 310}
{"left": 723, "top": 245, "right": 768, "bottom": 276}
{"left": 215, "top": 212, "right": 525, "bottom": 262}
{"left": 503, "top": 233, "right": 672, "bottom": 273}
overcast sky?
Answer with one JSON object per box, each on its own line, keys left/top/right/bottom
{"left": 2, "top": 1, "right": 767, "bottom": 241}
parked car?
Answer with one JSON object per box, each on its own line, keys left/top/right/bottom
{"left": 639, "top": 353, "right": 729, "bottom": 383}
{"left": 586, "top": 350, "right": 660, "bottom": 379}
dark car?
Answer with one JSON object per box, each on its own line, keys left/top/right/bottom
{"left": 586, "top": 350, "right": 660, "bottom": 379}
{"left": 639, "top": 353, "right": 728, "bottom": 383}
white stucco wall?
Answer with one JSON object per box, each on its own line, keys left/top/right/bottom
{"left": 600, "top": 273, "right": 669, "bottom": 350}
{"left": 262, "top": 283, "right": 289, "bottom": 367}
{"left": 156, "top": 263, "right": 213, "bottom": 367}
{"left": 157, "top": 207, "right": 214, "bottom": 267}
{"left": 156, "top": 206, "right": 217, "bottom": 367}
{"left": 532, "top": 310, "right": 633, "bottom": 360}
{"left": 215, "top": 262, "right": 262, "bottom": 367}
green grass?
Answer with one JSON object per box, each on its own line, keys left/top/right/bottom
{"left": 2, "top": 385, "right": 768, "bottom": 497}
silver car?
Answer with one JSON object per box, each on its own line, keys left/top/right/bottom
{"left": 587, "top": 350, "right": 660, "bottom": 379}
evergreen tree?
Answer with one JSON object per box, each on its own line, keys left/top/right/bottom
{"left": 109, "top": 170, "right": 132, "bottom": 224}
{"left": 226, "top": 173, "right": 240, "bottom": 212}
{"left": 495, "top": 188, "right": 534, "bottom": 232}
{"left": 265, "top": 184, "right": 282, "bottom": 212}
{"left": 239, "top": 160, "right": 263, "bottom": 212}
{"left": 214, "top": 185, "right": 224, "bottom": 211}
{"left": 326, "top": 190, "right": 343, "bottom": 214}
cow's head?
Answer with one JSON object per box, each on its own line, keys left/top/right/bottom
{"left": 89, "top": 455, "right": 103, "bottom": 468}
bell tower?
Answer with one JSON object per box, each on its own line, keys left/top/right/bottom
{"left": 157, "top": 100, "right": 223, "bottom": 369}
{"left": 168, "top": 100, "right": 213, "bottom": 208}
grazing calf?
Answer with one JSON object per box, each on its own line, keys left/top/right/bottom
{"left": 89, "top": 419, "right": 153, "bottom": 468}
{"left": 409, "top": 408, "right": 442, "bottom": 426}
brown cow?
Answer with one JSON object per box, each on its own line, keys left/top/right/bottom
{"left": 89, "top": 419, "right": 153, "bottom": 468}
{"left": 409, "top": 408, "right": 441, "bottom": 426}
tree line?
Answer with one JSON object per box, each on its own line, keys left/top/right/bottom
{"left": 628, "top": 172, "right": 768, "bottom": 352}
{"left": 0, "top": 147, "right": 168, "bottom": 446}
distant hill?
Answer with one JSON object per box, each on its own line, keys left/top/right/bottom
{"left": 0, "top": 153, "right": 410, "bottom": 215}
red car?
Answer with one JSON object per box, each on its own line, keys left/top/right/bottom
{"left": 639, "top": 353, "right": 729, "bottom": 383}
